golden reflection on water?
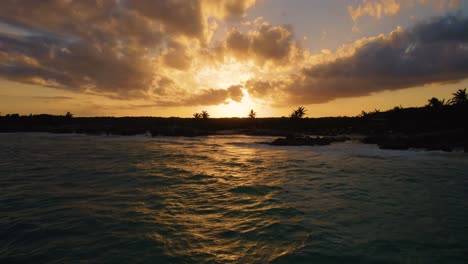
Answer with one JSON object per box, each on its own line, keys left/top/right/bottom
{"left": 135, "top": 136, "right": 301, "bottom": 262}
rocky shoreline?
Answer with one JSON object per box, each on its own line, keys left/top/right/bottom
{"left": 361, "top": 130, "right": 467, "bottom": 152}
{"left": 262, "top": 135, "right": 351, "bottom": 146}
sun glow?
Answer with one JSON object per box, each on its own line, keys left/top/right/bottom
{"left": 195, "top": 58, "right": 254, "bottom": 89}
{"left": 209, "top": 89, "right": 273, "bottom": 117}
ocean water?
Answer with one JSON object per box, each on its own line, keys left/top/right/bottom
{"left": 1, "top": 133, "right": 467, "bottom": 263}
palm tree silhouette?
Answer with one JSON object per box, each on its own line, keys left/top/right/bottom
{"left": 290, "top": 106, "right": 306, "bottom": 119}
{"left": 427, "top": 97, "right": 446, "bottom": 108}
{"left": 451, "top": 88, "right": 468, "bottom": 106}
{"left": 248, "top": 109, "right": 256, "bottom": 118}
{"left": 193, "top": 112, "right": 202, "bottom": 119}
{"left": 201, "top": 110, "right": 210, "bottom": 119}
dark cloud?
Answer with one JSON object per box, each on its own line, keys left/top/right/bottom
{"left": 225, "top": 24, "right": 298, "bottom": 65}
{"left": 31, "top": 96, "right": 74, "bottom": 100}
{"left": 146, "top": 88, "right": 230, "bottom": 107}
{"left": 0, "top": 0, "right": 256, "bottom": 103}
{"left": 0, "top": 31, "right": 154, "bottom": 98}
{"left": 245, "top": 79, "right": 284, "bottom": 101}
{"left": 223, "top": 0, "right": 256, "bottom": 18}
{"left": 161, "top": 41, "right": 192, "bottom": 70}
{"left": 126, "top": 0, "right": 204, "bottom": 37}
{"left": 226, "top": 29, "right": 250, "bottom": 58}
{"left": 148, "top": 85, "right": 244, "bottom": 106}
{"left": 179, "top": 85, "right": 244, "bottom": 106}
{"left": 272, "top": 15, "right": 468, "bottom": 104}
{"left": 227, "top": 84, "right": 244, "bottom": 102}
{"left": 183, "top": 88, "right": 229, "bottom": 105}
{"left": 0, "top": 0, "right": 167, "bottom": 99}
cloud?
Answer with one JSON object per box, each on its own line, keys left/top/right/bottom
{"left": 227, "top": 84, "right": 244, "bottom": 102}
{"left": 245, "top": 79, "right": 285, "bottom": 101}
{"left": 0, "top": 0, "right": 256, "bottom": 104}
{"left": 448, "top": 0, "right": 461, "bottom": 9}
{"left": 0, "top": 31, "right": 155, "bottom": 98}
{"left": 349, "top": 0, "right": 401, "bottom": 22}
{"left": 161, "top": 41, "right": 192, "bottom": 70}
{"left": 348, "top": 0, "right": 462, "bottom": 27}
{"left": 246, "top": 14, "right": 468, "bottom": 105}
{"left": 178, "top": 85, "right": 244, "bottom": 106}
{"left": 225, "top": 24, "right": 301, "bottom": 66}
{"left": 172, "top": 88, "right": 237, "bottom": 106}
{"left": 126, "top": 0, "right": 204, "bottom": 38}
{"left": 415, "top": 0, "right": 461, "bottom": 11}
{"left": 203, "top": 0, "right": 256, "bottom": 19}
{"left": 31, "top": 96, "right": 74, "bottom": 100}
{"left": 146, "top": 80, "right": 244, "bottom": 106}
{"left": 2, "top": 1, "right": 466, "bottom": 111}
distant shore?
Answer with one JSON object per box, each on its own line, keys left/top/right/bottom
{"left": 1, "top": 102, "right": 467, "bottom": 152}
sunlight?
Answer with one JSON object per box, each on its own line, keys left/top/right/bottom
{"left": 209, "top": 89, "right": 273, "bottom": 117}
{"left": 194, "top": 58, "right": 254, "bottom": 89}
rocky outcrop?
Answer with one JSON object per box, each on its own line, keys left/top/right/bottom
{"left": 362, "top": 130, "right": 467, "bottom": 152}
{"left": 265, "top": 135, "right": 350, "bottom": 146}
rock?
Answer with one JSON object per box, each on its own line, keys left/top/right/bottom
{"left": 267, "top": 135, "right": 349, "bottom": 146}
{"left": 363, "top": 131, "right": 464, "bottom": 151}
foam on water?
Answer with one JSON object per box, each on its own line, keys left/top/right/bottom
{"left": 1, "top": 133, "right": 467, "bottom": 263}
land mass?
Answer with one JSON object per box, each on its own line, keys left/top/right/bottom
{"left": 1, "top": 103, "right": 467, "bottom": 152}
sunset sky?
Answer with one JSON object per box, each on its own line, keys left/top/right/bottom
{"left": 1, "top": 0, "right": 468, "bottom": 117}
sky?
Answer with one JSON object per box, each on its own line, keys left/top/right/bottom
{"left": 0, "top": 0, "right": 468, "bottom": 117}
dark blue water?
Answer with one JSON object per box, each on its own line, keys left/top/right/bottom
{"left": 1, "top": 133, "right": 468, "bottom": 263}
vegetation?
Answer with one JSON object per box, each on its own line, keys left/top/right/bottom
{"left": 248, "top": 109, "right": 256, "bottom": 119}
{"left": 1, "top": 89, "right": 466, "bottom": 150}
{"left": 451, "top": 88, "right": 467, "bottom": 106}
{"left": 427, "top": 97, "right": 447, "bottom": 108}
{"left": 193, "top": 111, "right": 210, "bottom": 119}
{"left": 201, "top": 110, "right": 210, "bottom": 119}
{"left": 290, "top": 106, "right": 306, "bottom": 119}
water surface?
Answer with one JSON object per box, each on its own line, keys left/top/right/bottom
{"left": 1, "top": 133, "right": 467, "bottom": 263}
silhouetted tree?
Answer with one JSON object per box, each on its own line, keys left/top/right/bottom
{"left": 451, "top": 88, "right": 468, "bottom": 106}
{"left": 201, "top": 110, "right": 210, "bottom": 119}
{"left": 65, "top": 112, "right": 73, "bottom": 119}
{"left": 193, "top": 112, "right": 202, "bottom": 119}
{"left": 427, "top": 97, "right": 446, "bottom": 108}
{"left": 391, "top": 105, "right": 403, "bottom": 111}
{"left": 248, "top": 109, "right": 256, "bottom": 118}
{"left": 290, "top": 106, "right": 306, "bottom": 119}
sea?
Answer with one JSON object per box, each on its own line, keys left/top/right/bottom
{"left": 1, "top": 133, "right": 467, "bottom": 263}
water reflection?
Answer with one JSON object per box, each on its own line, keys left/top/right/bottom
{"left": 1, "top": 134, "right": 467, "bottom": 263}
{"left": 135, "top": 136, "right": 301, "bottom": 262}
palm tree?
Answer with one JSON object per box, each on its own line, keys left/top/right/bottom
{"left": 248, "top": 109, "right": 256, "bottom": 119}
{"left": 201, "top": 110, "right": 209, "bottom": 119}
{"left": 290, "top": 106, "right": 306, "bottom": 119}
{"left": 427, "top": 97, "right": 446, "bottom": 108}
{"left": 65, "top": 112, "right": 73, "bottom": 119}
{"left": 193, "top": 112, "right": 202, "bottom": 119}
{"left": 451, "top": 88, "right": 468, "bottom": 106}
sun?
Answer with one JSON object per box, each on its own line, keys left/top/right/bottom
{"left": 207, "top": 89, "right": 272, "bottom": 117}
{"left": 216, "top": 89, "right": 254, "bottom": 117}
{"left": 192, "top": 58, "right": 273, "bottom": 117}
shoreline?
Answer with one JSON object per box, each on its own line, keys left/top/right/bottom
{"left": 1, "top": 130, "right": 466, "bottom": 153}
